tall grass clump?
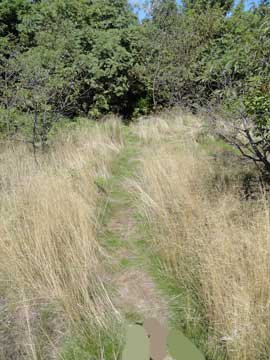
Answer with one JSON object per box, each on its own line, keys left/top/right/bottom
{"left": 132, "top": 113, "right": 270, "bottom": 360}
{"left": 0, "top": 118, "right": 124, "bottom": 359}
{"left": 134, "top": 108, "right": 200, "bottom": 145}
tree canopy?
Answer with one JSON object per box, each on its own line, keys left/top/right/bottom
{"left": 1, "top": 0, "right": 270, "bottom": 164}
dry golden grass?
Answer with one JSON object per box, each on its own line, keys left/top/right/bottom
{"left": 0, "top": 118, "right": 124, "bottom": 359}
{"left": 131, "top": 112, "right": 270, "bottom": 360}
{"left": 133, "top": 108, "right": 200, "bottom": 145}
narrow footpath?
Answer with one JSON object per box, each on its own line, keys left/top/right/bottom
{"left": 99, "top": 126, "right": 169, "bottom": 327}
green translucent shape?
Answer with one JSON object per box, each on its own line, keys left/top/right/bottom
{"left": 167, "top": 329, "right": 205, "bottom": 360}
{"left": 122, "top": 325, "right": 150, "bottom": 360}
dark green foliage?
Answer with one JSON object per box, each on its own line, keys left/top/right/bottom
{"left": 183, "top": 0, "right": 233, "bottom": 13}
{"left": 143, "top": 1, "right": 225, "bottom": 108}
{"left": 0, "top": 0, "right": 30, "bottom": 37}
{"left": 0, "top": 0, "right": 146, "bottom": 144}
{"left": 143, "top": 0, "right": 270, "bottom": 116}
{"left": 17, "top": 0, "right": 143, "bottom": 119}
{"left": 151, "top": 0, "right": 178, "bottom": 28}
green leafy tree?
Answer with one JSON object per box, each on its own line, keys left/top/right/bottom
{"left": 142, "top": 0, "right": 224, "bottom": 108}
{"left": 0, "top": 0, "right": 30, "bottom": 37}
{"left": 151, "top": 0, "right": 178, "bottom": 28}
{"left": 15, "top": 0, "right": 144, "bottom": 119}
{"left": 183, "top": 0, "right": 233, "bottom": 13}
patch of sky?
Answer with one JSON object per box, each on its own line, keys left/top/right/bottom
{"left": 129, "top": 0, "right": 261, "bottom": 21}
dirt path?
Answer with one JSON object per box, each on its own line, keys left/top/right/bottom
{"left": 99, "top": 128, "right": 169, "bottom": 327}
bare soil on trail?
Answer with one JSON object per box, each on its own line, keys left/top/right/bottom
{"left": 114, "top": 268, "right": 168, "bottom": 325}
{"left": 108, "top": 207, "right": 135, "bottom": 240}
{"left": 106, "top": 175, "right": 169, "bottom": 327}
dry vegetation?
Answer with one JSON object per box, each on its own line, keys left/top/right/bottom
{"left": 131, "top": 111, "right": 270, "bottom": 360}
{"left": 0, "top": 117, "right": 124, "bottom": 359}
{"left": 2, "top": 110, "right": 270, "bottom": 360}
